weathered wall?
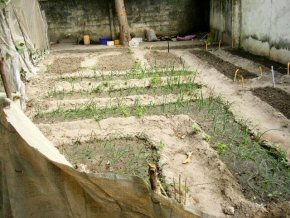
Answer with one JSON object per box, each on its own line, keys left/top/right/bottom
{"left": 210, "top": 0, "right": 290, "bottom": 64}
{"left": 39, "top": 0, "right": 209, "bottom": 42}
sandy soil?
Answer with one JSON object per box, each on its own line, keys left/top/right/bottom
{"left": 25, "top": 42, "right": 290, "bottom": 217}
{"left": 38, "top": 115, "right": 263, "bottom": 217}
{"left": 145, "top": 51, "right": 185, "bottom": 69}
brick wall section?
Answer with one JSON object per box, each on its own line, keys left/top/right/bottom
{"left": 39, "top": 0, "right": 209, "bottom": 42}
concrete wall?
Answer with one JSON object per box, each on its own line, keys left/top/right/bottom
{"left": 210, "top": 0, "right": 290, "bottom": 64}
{"left": 39, "top": 0, "right": 209, "bottom": 43}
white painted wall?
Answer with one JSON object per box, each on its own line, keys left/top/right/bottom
{"left": 210, "top": 0, "right": 290, "bottom": 64}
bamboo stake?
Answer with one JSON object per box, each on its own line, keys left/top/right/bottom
{"left": 240, "top": 75, "right": 245, "bottom": 88}
{"left": 234, "top": 69, "right": 240, "bottom": 82}
{"left": 0, "top": 58, "right": 13, "bottom": 99}
{"left": 259, "top": 66, "right": 264, "bottom": 76}
{"left": 218, "top": 40, "right": 222, "bottom": 49}
{"left": 271, "top": 66, "right": 276, "bottom": 88}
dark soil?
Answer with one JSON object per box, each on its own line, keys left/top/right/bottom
{"left": 59, "top": 137, "right": 159, "bottom": 181}
{"left": 252, "top": 87, "right": 290, "bottom": 119}
{"left": 191, "top": 50, "right": 258, "bottom": 79}
{"left": 227, "top": 48, "right": 288, "bottom": 75}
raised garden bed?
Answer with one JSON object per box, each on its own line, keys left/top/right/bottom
{"left": 252, "top": 87, "right": 290, "bottom": 119}
{"left": 191, "top": 50, "right": 258, "bottom": 79}
{"left": 227, "top": 49, "right": 288, "bottom": 75}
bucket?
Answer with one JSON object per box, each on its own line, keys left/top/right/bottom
{"left": 114, "top": 40, "right": 120, "bottom": 45}
{"left": 84, "top": 35, "right": 90, "bottom": 45}
{"left": 99, "top": 37, "right": 111, "bottom": 45}
{"left": 107, "top": 41, "right": 114, "bottom": 46}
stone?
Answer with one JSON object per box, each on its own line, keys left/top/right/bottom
{"left": 223, "top": 206, "right": 235, "bottom": 215}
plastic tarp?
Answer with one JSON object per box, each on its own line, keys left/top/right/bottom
{"left": 0, "top": 0, "right": 49, "bottom": 108}
{"left": 0, "top": 97, "right": 201, "bottom": 218}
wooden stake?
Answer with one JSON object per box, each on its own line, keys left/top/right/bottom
{"left": 234, "top": 69, "right": 240, "bottom": 82}
{"left": 232, "top": 37, "right": 235, "bottom": 48}
{"left": 219, "top": 40, "right": 222, "bottom": 49}
{"left": 288, "top": 62, "right": 290, "bottom": 75}
{"left": 205, "top": 41, "right": 208, "bottom": 51}
{"left": 167, "top": 41, "right": 170, "bottom": 53}
{"left": 148, "top": 163, "right": 161, "bottom": 194}
{"left": 271, "top": 66, "right": 276, "bottom": 88}
{"left": 0, "top": 58, "right": 13, "bottom": 99}
{"left": 240, "top": 75, "right": 245, "bottom": 88}
{"left": 259, "top": 66, "right": 264, "bottom": 76}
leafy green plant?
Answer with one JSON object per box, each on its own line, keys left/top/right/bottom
{"left": 217, "top": 143, "right": 228, "bottom": 155}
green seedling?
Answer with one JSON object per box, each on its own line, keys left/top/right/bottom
{"left": 217, "top": 143, "right": 228, "bottom": 155}
{"left": 191, "top": 123, "right": 201, "bottom": 134}
{"left": 202, "top": 134, "right": 211, "bottom": 142}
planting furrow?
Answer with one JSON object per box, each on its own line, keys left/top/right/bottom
{"left": 47, "top": 75, "right": 197, "bottom": 97}
{"left": 35, "top": 93, "right": 197, "bottom": 114}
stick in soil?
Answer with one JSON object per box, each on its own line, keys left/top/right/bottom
{"left": 259, "top": 66, "right": 264, "bottom": 76}
{"left": 148, "top": 163, "right": 161, "bottom": 194}
{"left": 234, "top": 69, "right": 239, "bottom": 82}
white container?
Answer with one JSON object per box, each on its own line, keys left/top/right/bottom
{"left": 107, "top": 41, "right": 114, "bottom": 46}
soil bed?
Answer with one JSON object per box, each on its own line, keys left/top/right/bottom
{"left": 57, "top": 69, "right": 195, "bottom": 84}
{"left": 47, "top": 57, "right": 84, "bottom": 74}
{"left": 59, "top": 137, "right": 159, "bottom": 181}
{"left": 145, "top": 51, "right": 184, "bottom": 68}
{"left": 97, "top": 51, "right": 135, "bottom": 71}
{"left": 47, "top": 81, "right": 201, "bottom": 100}
{"left": 227, "top": 48, "right": 288, "bottom": 75}
{"left": 191, "top": 50, "right": 258, "bottom": 79}
{"left": 252, "top": 87, "right": 290, "bottom": 119}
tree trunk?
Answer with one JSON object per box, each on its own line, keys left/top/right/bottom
{"left": 115, "top": 0, "right": 131, "bottom": 46}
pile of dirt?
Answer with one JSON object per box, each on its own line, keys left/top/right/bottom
{"left": 252, "top": 87, "right": 290, "bottom": 119}
{"left": 191, "top": 50, "right": 258, "bottom": 79}
{"left": 145, "top": 51, "right": 184, "bottom": 69}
